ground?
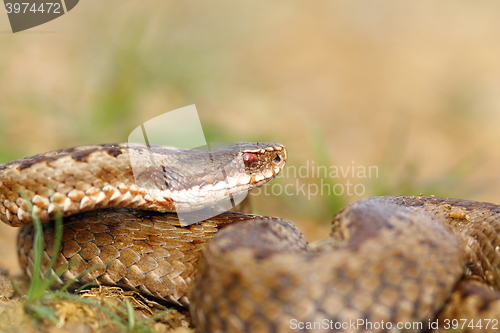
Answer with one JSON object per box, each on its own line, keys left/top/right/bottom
{"left": 0, "top": 272, "right": 195, "bottom": 333}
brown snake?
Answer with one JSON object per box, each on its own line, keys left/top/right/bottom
{"left": 1, "top": 143, "right": 500, "bottom": 332}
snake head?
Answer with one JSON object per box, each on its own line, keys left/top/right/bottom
{"left": 129, "top": 142, "right": 287, "bottom": 224}
{"left": 232, "top": 142, "right": 287, "bottom": 187}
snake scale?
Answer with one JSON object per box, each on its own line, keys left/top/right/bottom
{"left": 1, "top": 142, "right": 500, "bottom": 332}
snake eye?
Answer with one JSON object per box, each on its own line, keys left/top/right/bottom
{"left": 273, "top": 154, "right": 281, "bottom": 164}
{"left": 243, "top": 153, "right": 259, "bottom": 168}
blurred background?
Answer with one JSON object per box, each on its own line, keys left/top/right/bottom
{"left": 1, "top": 1, "right": 500, "bottom": 275}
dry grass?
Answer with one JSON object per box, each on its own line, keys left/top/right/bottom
{"left": 0, "top": 283, "right": 194, "bottom": 333}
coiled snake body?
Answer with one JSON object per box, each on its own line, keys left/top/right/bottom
{"left": 1, "top": 143, "right": 500, "bottom": 332}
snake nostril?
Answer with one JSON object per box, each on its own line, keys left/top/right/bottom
{"left": 274, "top": 154, "right": 281, "bottom": 164}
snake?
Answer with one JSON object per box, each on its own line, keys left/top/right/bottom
{"left": 1, "top": 142, "right": 500, "bottom": 332}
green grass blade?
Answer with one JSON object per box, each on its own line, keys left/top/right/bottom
{"left": 46, "top": 213, "right": 63, "bottom": 278}
{"left": 26, "top": 202, "right": 45, "bottom": 302}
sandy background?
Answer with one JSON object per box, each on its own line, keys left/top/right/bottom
{"left": 1, "top": 1, "right": 500, "bottom": 276}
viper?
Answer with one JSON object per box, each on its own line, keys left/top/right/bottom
{"left": 1, "top": 142, "right": 500, "bottom": 332}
